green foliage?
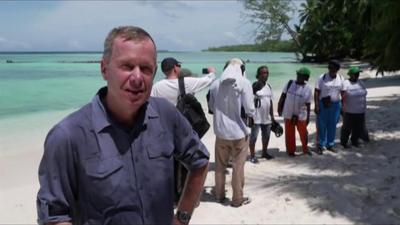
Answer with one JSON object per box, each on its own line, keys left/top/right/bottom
{"left": 363, "top": 0, "right": 400, "bottom": 71}
{"left": 239, "top": 0, "right": 400, "bottom": 71}
{"left": 297, "top": 0, "right": 370, "bottom": 62}
{"left": 206, "top": 40, "right": 296, "bottom": 52}
{"left": 242, "top": 0, "right": 295, "bottom": 42}
{"left": 297, "top": 0, "right": 400, "bottom": 70}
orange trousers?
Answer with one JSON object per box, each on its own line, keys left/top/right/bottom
{"left": 284, "top": 119, "right": 308, "bottom": 154}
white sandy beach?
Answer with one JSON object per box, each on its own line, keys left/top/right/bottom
{"left": 1, "top": 71, "right": 399, "bottom": 224}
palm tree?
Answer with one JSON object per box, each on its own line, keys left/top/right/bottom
{"left": 364, "top": 0, "right": 400, "bottom": 71}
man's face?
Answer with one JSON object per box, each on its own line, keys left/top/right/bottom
{"left": 101, "top": 37, "right": 157, "bottom": 113}
{"left": 258, "top": 68, "right": 269, "bottom": 82}
{"left": 328, "top": 64, "right": 339, "bottom": 75}
{"left": 350, "top": 73, "right": 359, "bottom": 81}
{"left": 297, "top": 74, "right": 309, "bottom": 82}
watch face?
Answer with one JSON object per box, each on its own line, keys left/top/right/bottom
{"left": 177, "top": 211, "right": 191, "bottom": 223}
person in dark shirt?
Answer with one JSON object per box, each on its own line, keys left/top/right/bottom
{"left": 36, "top": 25, "right": 209, "bottom": 225}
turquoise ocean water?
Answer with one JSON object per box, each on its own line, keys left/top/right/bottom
{"left": 0, "top": 51, "right": 332, "bottom": 156}
{"left": 0, "top": 51, "right": 328, "bottom": 120}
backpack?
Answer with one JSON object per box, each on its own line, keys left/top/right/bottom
{"left": 174, "top": 76, "right": 210, "bottom": 204}
{"left": 176, "top": 76, "right": 210, "bottom": 138}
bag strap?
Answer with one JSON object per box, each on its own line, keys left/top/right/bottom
{"left": 286, "top": 80, "right": 293, "bottom": 92}
{"left": 178, "top": 76, "right": 186, "bottom": 96}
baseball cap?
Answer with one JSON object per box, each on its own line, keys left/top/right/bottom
{"left": 347, "top": 66, "right": 362, "bottom": 75}
{"left": 161, "top": 57, "right": 181, "bottom": 72}
{"left": 296, "top": 67, "right": 311, "bottom": 76}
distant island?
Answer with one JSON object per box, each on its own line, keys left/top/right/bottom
{"left": 205, "top": 40, "right": 296, "bottom": 52}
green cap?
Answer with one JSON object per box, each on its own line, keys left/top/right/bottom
{"left": 296, "top": 67, "right": 311, "bottom": 76}
{"left": 347, "top": 66, "right": 362, "bottom": 75}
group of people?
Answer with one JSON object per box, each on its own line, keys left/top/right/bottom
{"left": 36, "top": 25, "right": 369, "bottom": 225}
{"left": 255, "top": 59, "right": 369, "bottom": 159}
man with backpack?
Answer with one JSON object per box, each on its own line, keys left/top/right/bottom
{"left": 151, "top": 57, "right": 215, "bottom": 105}
{"left": 151, "top": 57, "right": 215, "bottom": 204}
{"left": 278, "top": 67, "right": 313, "bottom": 157}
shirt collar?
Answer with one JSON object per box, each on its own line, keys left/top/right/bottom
{"left": 91, "top": 87, "right": 160, "bottom": 133}
{"left": 91, "top": 87, "right": 111, "bottom": 133}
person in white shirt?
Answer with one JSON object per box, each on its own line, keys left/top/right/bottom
{"left": 151, "top": 57, "right": 215, "bottom": 205}
{"left": 340, "top": 66, "right": 369, "bottom": 148}
{"left": 278, "top": 67, "right": 313, "bottom": 156}
{"left": 314, "top": 60, "right": 346, "bottom": 154}
{"left": 151, "top": 57, "right": 215, "bottom": 105}
{"left": 208, "top": 58, "right": 255, "bottom": 207}
{"left": 248, "top": 66, "right": 276, "bottom": 163}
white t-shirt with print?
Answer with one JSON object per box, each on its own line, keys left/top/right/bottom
{"left": 253, "top": 84, "right": 274, "bottom": 124}
{"left": 315, "top": 73, "right": 345, "bottom": 102}
{"left": 344, "top": 79, "right": 367, "bottom": 113}
{"left": 151, "top": 73, "right": 215, "bottom": 105}
{"left": 282, "top": 81, "right": 313, "bottom": 121}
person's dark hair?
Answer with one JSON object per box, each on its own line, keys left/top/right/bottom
{"left": 256, "top": 65, "right": 268, "bottom": 79}
{"left": 328, "top": 59, "right": 341, "bottom": 70}
{"left": 102, "top": 26, "right": 157, "bottom": 62}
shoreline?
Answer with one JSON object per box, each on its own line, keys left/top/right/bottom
{"left": 1, "top": 75, "right": 399, "bottom": 224}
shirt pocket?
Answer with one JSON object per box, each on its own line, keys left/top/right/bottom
{"left": 144, "top": 132, "right": 174, "bottom": 182}
{"left": 145, "top": 132, "right": 174, "bottom": 159}
{"left": 83, "top": 156, "right": 124, "bottom": 207}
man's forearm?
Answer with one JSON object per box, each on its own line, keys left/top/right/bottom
{"left": 314, "top": 90, "right": 319, "bottom": 107}
{"left": 177, "top": 163, "right": 209, "bottom": 215}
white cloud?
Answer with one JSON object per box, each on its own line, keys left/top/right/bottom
{"left": 68, "top": 40, "right": 82, "bottom": 50}
{"left": 0, "top": 1, "right": 259, "bottom": 51}
{"left": 223, "top": 31, "right": 244, "bottom": 44}
{"left": 0, "top": 36, "right": 31, "bottom": 50}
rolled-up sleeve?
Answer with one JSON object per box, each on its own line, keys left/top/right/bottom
{"left": 37, "top": 125, "right": 77, "bottom": 224}
{"left": 172, "top": 109, "right": 210, "bottom": 171}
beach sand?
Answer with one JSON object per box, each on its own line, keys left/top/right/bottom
{"left": 1, "top": 71, "right": 399, "bottom": 224}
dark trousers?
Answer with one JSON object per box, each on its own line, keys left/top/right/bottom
{"left": 340, "top": 112, "right": 369, "bottom": 145}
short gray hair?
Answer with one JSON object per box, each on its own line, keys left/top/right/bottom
{"left": 102, "top": 25, "right": 156, "bottom": 62}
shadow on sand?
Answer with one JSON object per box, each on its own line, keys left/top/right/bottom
{"left": 242, "top": 77, "right": 400, "bottom": 224}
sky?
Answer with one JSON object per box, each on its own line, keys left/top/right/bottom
{"left": 0, "top": 0, "right": 300, "bottom": 52}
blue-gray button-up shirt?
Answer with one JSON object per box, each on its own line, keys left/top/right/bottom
{"left": 37, "top": 87, "right": 209, "bottom": 225}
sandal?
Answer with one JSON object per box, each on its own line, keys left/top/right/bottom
{"left": 230, "top": 197, "right": 251, "bottom": 207}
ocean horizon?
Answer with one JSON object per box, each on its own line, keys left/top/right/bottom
{"left": 0, "top": 51, "right": 328, "bottom": 120}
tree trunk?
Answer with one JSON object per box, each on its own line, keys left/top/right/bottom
{"left": 281, "top": 20, "right": 306, "bottom": 61}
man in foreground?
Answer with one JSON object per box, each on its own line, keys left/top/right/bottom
{"left": 37, "top": 26, "right": 209, "bottom": 225}
{"left": 208, "top": 58, "right": 255, "bottom": 207}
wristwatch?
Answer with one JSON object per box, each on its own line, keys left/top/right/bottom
{"left": 176, "top": 210, "right": 191, "bottom": 224}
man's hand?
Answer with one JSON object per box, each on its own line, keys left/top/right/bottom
{"left": 172, "top": 215, "right": 186, "bottom": 225}
{"left": 207, "top": 67, "right": 216, "bottom": 74}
